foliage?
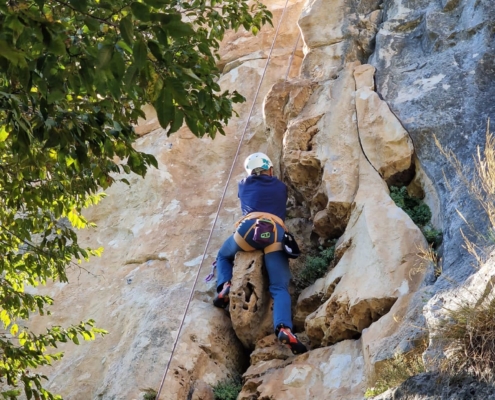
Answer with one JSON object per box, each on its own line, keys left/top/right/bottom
{"left": 365, "top": 342, "right": 427, "bottom": 398}
{"left": 0, "top": 0, "right": 271, "bottom": 398}
{"left": 390, "top": 186, "right": 443, "bottom": 247}
{"left": 434, "top": 295, "right": 495, "bottom": 382}
{"left": 390, "top": 186, "right": 432, "bottom": 226}
{"left": 294, "top": 244, "right": 335, "bottom": 289}
{"left": 213, "top": 377, "right": 242, "bottom": 400}
{"left": 141, "top": 388, "right": 157, "bottom": 400}
{"left": 422, "top": 224, "right": 443, "bottom": 248}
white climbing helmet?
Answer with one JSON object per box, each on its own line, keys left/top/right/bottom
{"left": 244, "top": 152, "right": 273, "bottom": 175}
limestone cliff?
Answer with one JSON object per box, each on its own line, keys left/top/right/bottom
{"left": 28, "top": 0, "right": 495, "bottom": 399}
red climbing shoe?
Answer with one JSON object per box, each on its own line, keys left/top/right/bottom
{"left": 277, "top": 324, "right": 308, "bottom": 355}
{"left": 213, "top": 281, "right": 231, "bottom": 309}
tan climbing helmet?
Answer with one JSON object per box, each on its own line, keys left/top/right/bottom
{"left": 244, "top": 152, "right": 273, "bottom": 175}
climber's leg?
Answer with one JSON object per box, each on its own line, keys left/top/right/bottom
{"left": 264, "top": 249, "right": 293, "bottom": 330}
{"left": 215, "top": 234, "right": 242, "bottom": 292}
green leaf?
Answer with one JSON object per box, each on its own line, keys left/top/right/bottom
{"left": 130, "top": 2, "right": 151, "bottom": 22}
{"left": 0, "top": 310, "right": 11, "bottom": 329}
{"left": 124, "top": 65, "right": 139, "bottom": 90}
{"left": 0, "top": 126, "right": 9, "bottom": 142}
{"left": 0, "top": 0, "right": 270, "bottom": 392}
{"left": 143, "top": 0, "right": 169, "bottom": 7}
{"left": 47, "top": 89, "right": 65, "bottom": 104}
{"left": 169, "top": 109, "right": 184, "bottom": 134}
{"left": 164, "top": 20, "right": 195, "bottom": 38}
{"left": 84, "top": 16, "right": 100, "bottom": 32}
{"left": 0, "top": 40, "right": 26, "bottom": 66}
{"left": 185, "top": 114, "right": 199, "bottom": 136}
{"left": 116, "top": 40, "right": 132, "bottom": 54}
{"left": 147, "top": 40, "right": 163, "bottom": 61}
{"left": 181, "top": 67, "right": 201, "bottom": 82}
{"left": 152, "top": 26, "right": 168, "bottom": 47}
{"left": 69, "top": 0, "right": 88, "bottom": 12}
{"left": 133, "top": 39, "right": 148, "bottom": 70}
{"left": 48, "top": 33, "right": 66, "bottom": 56}
{"left": 10, "top": 324, "right": 18, "bottom": 336}
{"left": 97, "top": 44, "right": 114, "bottom": 70}
{"left": 110, "top": 51, "right": 126, "bottom": 80}
{"left": 119, "top": 15, "right": 134, "bottom": 46}
{"left": 154, "top": 87, "right": 174, "bottom": 129}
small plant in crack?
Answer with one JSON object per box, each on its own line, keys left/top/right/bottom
{"left": 364, "top": 340, "right": 427, "bottom": 398}
{"left": 213, "top": 376, "right": 243, "bottom": 400}
{"left": 142, "top": 388, "right": 157, "bottom": 400}
{"left": 390, "top": 186, "right": 443, "bottom": 248}
{"left": 293, "top": 241, "right": 336, "bottom": 290}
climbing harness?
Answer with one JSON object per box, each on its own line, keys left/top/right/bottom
{"left": 154, "top": 1, "right": 296, "bottom": 398}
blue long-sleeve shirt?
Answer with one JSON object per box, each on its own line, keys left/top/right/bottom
{"left": 238, "top": 175, "right": 287, "bottom": 221}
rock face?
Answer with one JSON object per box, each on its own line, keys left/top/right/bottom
{"left": 240, "top": 339, "right": 366, "bottom": 400}
{"left": 370, "top": 372, "right": 495, "bottom": 400}
{"left": 27, "top": 0, "right": 309, "bottom": 397}
{"left": 423, "top": 252, "right": 495, "bottom": 369}
{"left": 24, "top": 0, "right": 495, "bottom": 399}
{"left": 298, "top": 0, "right": 382, "bottom": 81}
{"left": 303, "top": 154, "right": 427, "bottom": 347}
{"left": 161, "top": 300, "right": 246, "bottom": 400}
{"left": 229, "top": 251, "right": 274, "bottom": 349}
{"left": 370, "top": 0, "right": 495, "bottom": 282}
{"left": 354, "top": 64, "right": 415, "bottom": 184}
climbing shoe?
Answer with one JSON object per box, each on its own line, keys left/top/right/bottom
{"left": 277, "top": 324, "right": 308, "bottom": 355}
{"left": 213, "top": 281, "right": 231, "bottom": 309}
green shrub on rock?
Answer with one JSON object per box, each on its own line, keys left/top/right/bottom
{"left": 390, "top": 186, "right": 432, "bottom": 226}
{"left": 390, "top": 186, "right": 442, "bottom": 247}
{"left": 213, "top": 378, "right": 242, "bottom": 400}
{"left": 294, "top": 244, "right": 336, "bottom": 289}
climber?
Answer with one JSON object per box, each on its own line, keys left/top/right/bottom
{"left": 213, "top": 152, "right": 307, "bottom": 355}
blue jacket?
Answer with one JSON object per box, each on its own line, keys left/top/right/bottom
{"left": 238, "top": 175, "right": 287, "bottom": 221}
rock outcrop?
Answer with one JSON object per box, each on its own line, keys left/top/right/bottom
{"left": 229, "top": 252, "right": 274, "bottom": 349}
{"left": 161, "top": 300, "right": 246, "bottom": 400}
{"left": 240, "top": 339, "right": 366, "bottom": 400}
{"left": 303, "top": 153, "right": 427, "bottom": 347}
{"left": 370, "top": 372, "right": 495, "bottom": 400}
{"left": 354, "top": 64, "right": 415, "bottom": 184}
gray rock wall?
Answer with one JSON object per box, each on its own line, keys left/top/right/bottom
{"left": 371, "top": 0, "right": 495, "bottom": 284}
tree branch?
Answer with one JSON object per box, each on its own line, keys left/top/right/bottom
{"left": 51, "top": 0, "right": 119, "bottom": 27}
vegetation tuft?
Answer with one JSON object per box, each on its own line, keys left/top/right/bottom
{"left": 293, "top": 243, "right": 336, "bottom": 289}
{"left": 434, "top": 295, "right": 495, "bottom": 382}
{"left": 213, "top": 377, "right": 243, "bottom": 400}
{"left": 390, "top": 186, "right": 432, "bottom": 226}
{"left": 142, "top": 388, "right": 157, "bottom": 400}
{"left": 365, "top": 341, "right": 427, "bottom": 398}
{"left": 390, "top": 186, "right": 442, "bottom": 247}
{"left": 435, "top": 121, "right": 495, "bottom": 264}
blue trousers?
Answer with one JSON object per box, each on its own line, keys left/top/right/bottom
{"left": 216, "top": 219, "right": 293, "bottom": 331}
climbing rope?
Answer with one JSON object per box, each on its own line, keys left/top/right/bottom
{"left": 154, "top": 1, "right": 292, "bottom": 399}
{"left": 284, "top": 32, "right": 301, "bottom": 82}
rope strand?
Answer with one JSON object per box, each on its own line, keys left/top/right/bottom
{"left": 284, "top": 32, "right": 301, "bottom": 82}
{"left": 154, "top": 1, "right": 292, "bottom": 398}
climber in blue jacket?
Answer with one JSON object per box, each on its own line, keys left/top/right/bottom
{"left": 213, "top": 152, "right": 307, "bottom": 355}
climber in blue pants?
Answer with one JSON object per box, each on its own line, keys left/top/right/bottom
{"left": 213, "top": 152, "right": 307, "bottom": 355}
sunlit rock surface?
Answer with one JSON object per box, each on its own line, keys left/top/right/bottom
{"left": 239, "top": 339, "right": 366, "bottom": 400}
{"left": 229, "top": 251, "right": 274, "bottom": 349}
{"left": 304, "top": 154, "right": 427, "bottom": 347}
{"left": 24, "top": 0, "right": 495, "bottom": 398}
